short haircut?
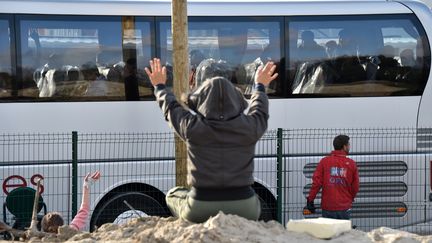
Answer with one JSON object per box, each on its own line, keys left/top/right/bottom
{"left": 333, "top": 135, "right": 350, "bottom": 150}
{"left": 41, "top": 212, "right": 64, "bottom": 233}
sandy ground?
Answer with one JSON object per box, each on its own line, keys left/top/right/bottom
{"left": 3, "top": 212, "right": 432, "bottom": 243}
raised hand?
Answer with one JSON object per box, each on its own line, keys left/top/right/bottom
{"left": 255, "top": 61, "right": 278, "bottom": 87}
{"left": 144, "top": 58, "right": 167, "bottom": 86}
{"left": 83, "top": 170, "right": 101, "bottom": 189}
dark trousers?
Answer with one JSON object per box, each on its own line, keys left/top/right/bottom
{"left": 322, "top": 209, "right": 351, "bottom": 220}
{"left": 165, "top": 186, "right": 261, "bottom": 223}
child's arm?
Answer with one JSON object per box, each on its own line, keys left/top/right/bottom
{"left": 69, "top": 186, "right": 90, "bottom": 231}
{"left": 69, "top": 171, "right": 101, "bottom": 231}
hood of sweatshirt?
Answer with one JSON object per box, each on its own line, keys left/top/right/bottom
{"left": 188, "top": 77, "right": 248, "bottom": 121}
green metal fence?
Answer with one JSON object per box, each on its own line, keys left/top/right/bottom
{"left": 1, "top": 128, "right": 432, "bottom": 235}
{"left": 279, "top": 128, "right": 431, "bottom": 234}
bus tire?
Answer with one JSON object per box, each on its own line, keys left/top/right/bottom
{"left": 90, "top": 191, "right": 170, "bottom": 231}
{"left": 257, "top": 194, "right": 277, "bottom": 222}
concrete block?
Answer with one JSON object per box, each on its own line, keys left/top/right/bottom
{"left": 286, "top": 217, "right": 352, "bottom": 239}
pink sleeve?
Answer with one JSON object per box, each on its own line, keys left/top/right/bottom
{"left": 69, "top": 186, "right": 90, "bottom": 231}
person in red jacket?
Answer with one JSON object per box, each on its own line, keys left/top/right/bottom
{"left": 305, "top": 135, "right": 359, "bottom": 220}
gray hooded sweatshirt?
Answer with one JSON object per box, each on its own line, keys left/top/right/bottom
{"left": 155, "top": 77, "right": 268, "bottom": 199}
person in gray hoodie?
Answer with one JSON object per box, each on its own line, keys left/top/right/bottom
{"left": 145, "top": 58, "right": 278, "bottom": 223}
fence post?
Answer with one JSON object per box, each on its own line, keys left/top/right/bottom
{"left": 71, "top": 131, "right": 78, "bottom": 218}
{"left": 276, "top": 128, "right": 283, "bottom": 223}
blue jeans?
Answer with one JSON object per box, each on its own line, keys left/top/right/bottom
{"left": 322, "top": 209, "right": 351, "bottom": 220}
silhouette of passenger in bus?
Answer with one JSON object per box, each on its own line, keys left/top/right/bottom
{"left": 96, "top": 50, "right": 124, "bottom": 82}
{"left": 81, "top": 61, "right": 108, "bottom": 96}
{"left": 375, "top": 45, "right": 400, "bottom": 81}
{"left": 400, "top": 49, "right": 416, "bottom": 67}
{"left": 260, "top": 28, "right": 281, "bottom": 62}
{"left": 331, "top": 29, "right": 366, "bottom": 83}
{"left": 394, "top": 37, "right": 429, "bottom": 89}
{"left": 336, "top": 29, "right": 358, "bottom": 57}
{"left": 325, "top": 40, "right": 338, "bottom": 59}
{"left": 295, "top": 28, "right": 371, "bottom": 91}
{"left": 190, "top": 49, "right": 206, "bottom": 69}
{"left": 395, "top": 48, "right": 418, "bottom": 85}
{"left": 298, "top": 30, "right": 326, "bottom": 62}
{"left": 293, "top": 27, "right": 372, "bottom": 93}
{"left": 81, "top": 61, "right": 100, "bottom": 81}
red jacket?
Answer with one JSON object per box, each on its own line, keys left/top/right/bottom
{"left": 307, "top": 150, "right": 359, "bottom": 211}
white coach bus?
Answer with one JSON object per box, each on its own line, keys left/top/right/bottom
{"left": 1, "top": 0, "right": 432, "bottom": 233}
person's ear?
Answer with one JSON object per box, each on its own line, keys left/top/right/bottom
{"left": 343, "top": 144, "right": 350, "bottom": 152}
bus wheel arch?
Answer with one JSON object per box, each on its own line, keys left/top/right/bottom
{"left": 252, "top": 182, "right": 277, "bottom": 222}
{"left": 89, "top": 183, "right": 171, "bottom": 231}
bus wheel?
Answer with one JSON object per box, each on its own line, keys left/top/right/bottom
{"left": 90, "top": 191, "right": 170, "bottom": 231}
{"left": 258, "top": 195, "right": 277, "bottom": 222}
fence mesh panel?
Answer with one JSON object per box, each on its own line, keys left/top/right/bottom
{"left": 77, "top": 132, "right": 175, "bottom": 230}
{"left": 0, "top": 128, "right": 431, "bottom": 235}
{"left": 282, "top": 128, "right": 429, "bottom": 234}
{"left": 0, "top": 133, "right": 71, "bottom": 231}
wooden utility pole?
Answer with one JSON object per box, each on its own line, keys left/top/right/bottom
{"left": 172, "top": 0, "right": 189, "bottom": 186}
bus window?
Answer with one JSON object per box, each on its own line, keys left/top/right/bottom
{"left": 158, "top": 17, "right": 283, "bottom": 96}
{"left": 287, "top": 15, "right": 430, "bottom": 97}
{"left": 0, "top": 17, "right": 12, "bottom": 98}
{"left": 122, "top": 17, "right": 153, "bottom": 100}
{"left": 16, "top": 15, "right": 152, "bottom": 101}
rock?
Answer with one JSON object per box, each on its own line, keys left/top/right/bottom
{"left": 57, "top": 225, "right": 79, "bottom": 241}
{"left": 367, "top": 227, "right": 432, "bottom": 243}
